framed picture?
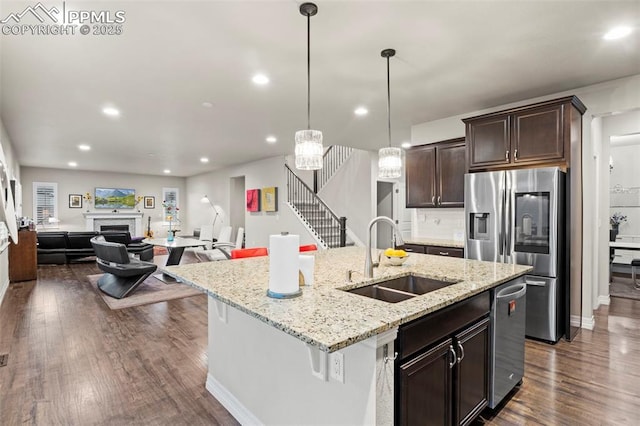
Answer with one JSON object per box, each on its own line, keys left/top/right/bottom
{"left": 246, "top": 189, "right": 260, "bottom": 212}
{"left": 261, "top": 187, "right": 278, "bottom": 212}
{"left": 144, "top": 196, "right": 155, "bottom": 209}
{"left": 69, "top": 194, "right": 82, "bottom": 209}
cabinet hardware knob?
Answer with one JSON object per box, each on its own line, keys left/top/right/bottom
{"left": 457, "top": 341, "right": 465, "bottom": 363}
{"left": 505, "top": 150, "right": 510, "bottom": 161}
{"left": 448, "top": 345, "right": 457, "bottom": 368}
{"left": 514, "top": 149, "right": 518, "bottom": 160}
{"left": 437, "top": 196, "right": 441, "bottom": 205}
{"left": 431, "top": 195, "right": 435, "bottom": 205}
{"left": 439, "top": 252, "right": 449, "bottom": 256}
{"left": 383, "top": 344, "right": 398, "bottom": 364}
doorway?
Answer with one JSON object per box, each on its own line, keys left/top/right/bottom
{"left": 230, "top": 176, "right": 245, "bottom": 245}
{"left": 376, "top": 181, "right": 395, "bottom": 249}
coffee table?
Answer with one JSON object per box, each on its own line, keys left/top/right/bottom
{"left": 144, "top": 237, "right": 207, "bottom": 283}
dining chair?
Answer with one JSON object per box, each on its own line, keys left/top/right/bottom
{"left": 231, "top": 247, "right": 268, "bottom": 259}
{"left": 195, "top": 226, "right": 242, "bottom": 261}
{"left": 299, "top": 244, "right": 318, "bottom": 252}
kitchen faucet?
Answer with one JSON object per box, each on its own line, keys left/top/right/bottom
{"left": 365, "top": 216, "right": 405, "bottom": 278}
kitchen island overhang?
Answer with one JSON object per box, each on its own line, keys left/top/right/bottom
{"left": 165, "top": 247, "right": 531, "bottom": 424}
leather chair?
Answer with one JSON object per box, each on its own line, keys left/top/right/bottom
{"left": 101, "top": 231, "right": 154, "bottom": 261}
{"left": 90, "top": 236, "right": 157, "bottom": 299}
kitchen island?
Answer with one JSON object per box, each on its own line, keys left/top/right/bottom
{"left": 166, "top": 247, "right": 531, "bottom": 425}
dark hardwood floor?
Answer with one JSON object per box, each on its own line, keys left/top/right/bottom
{"left": 2, "top": 261, "right": 640, "bottom": 425}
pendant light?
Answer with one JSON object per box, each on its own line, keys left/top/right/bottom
{"left": 295, "top": 2, "right": 323, "bottom": 171}
{"left": 378, "top": 48, "right": 402, "bottom": 179}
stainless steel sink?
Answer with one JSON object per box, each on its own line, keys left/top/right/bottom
{"left": 344, "top": 275, "right": 460, "bottom": 303}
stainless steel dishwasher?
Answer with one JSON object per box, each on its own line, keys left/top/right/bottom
{"left": 489, "top": 277, "right": 527, "bottom": 409}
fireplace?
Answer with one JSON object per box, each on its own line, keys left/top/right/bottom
{"left": 101, "top": 225, "right": 129, "bottom": 232}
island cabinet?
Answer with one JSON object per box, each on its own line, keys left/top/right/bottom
{"left": 406, "top": 138, "right": 466, "bottom": 208}
{"left": 396, "top": 292, "right": 490, "bottom": 426}
{"left": 464, "top": 95, "right": 587, "bottom": 171}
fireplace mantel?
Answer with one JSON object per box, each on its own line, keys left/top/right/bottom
{"left": 83, "top": 212, "right": 144, "bottom": 235}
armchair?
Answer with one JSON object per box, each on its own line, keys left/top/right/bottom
{"left": 90, "top": 236, "right": 158, "bottom": 299}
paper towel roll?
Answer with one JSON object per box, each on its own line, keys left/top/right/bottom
{"left": 269, "top": 233, "right": 300, "bottom": 295}
{"left": 299, "top": 255, "right": 315, "bottom": 286}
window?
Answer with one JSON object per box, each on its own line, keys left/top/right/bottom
{"left": 162, "top": 187, "right": 179, "bottom": 222}
{"left": 33, "top": 182, "right": 58, "bottom": 227}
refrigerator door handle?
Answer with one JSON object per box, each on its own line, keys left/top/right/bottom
{"left": 525, "top": 279, "right": 547, "bottom": 287}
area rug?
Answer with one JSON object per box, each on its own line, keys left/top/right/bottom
{"left": 610, "top": 277, "right": 640, "bottom": 301}
{"left": 87, "top": 274, "right": 203, "bottom": 310}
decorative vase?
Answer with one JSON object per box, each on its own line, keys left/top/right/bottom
{"left": 167, "top": 221, "right": 174, "bottom": 242}
{"left": 610, "top": 224, "right": 619, "bottom": 242}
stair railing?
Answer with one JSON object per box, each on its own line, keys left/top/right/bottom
{"left": 313, "top": 145, "right": 353, "bottom": 193}
{"left": 286, "top": 164, "right": 347, "bottom": 248}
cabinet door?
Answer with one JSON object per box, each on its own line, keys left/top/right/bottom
{"left": 399, "top": 338, "right": 454, "bottom": 426}
{"left": 512, "top": 103, "right": 564, "bottom": 164}
{"left": 466, "top": 116, "right": 510, "bottom": 170}
{"left": 406, "top": 145, "right": 437, "bottom": 208}
{"left": 436, "top": 140, "right": 466, "bottom": 207}
{"left": 454, "top": 317, "right": 490, "bottom": 426}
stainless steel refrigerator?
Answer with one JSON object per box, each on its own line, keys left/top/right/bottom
{"left": 465, "top": 167, "right": 565, "bottom": 342}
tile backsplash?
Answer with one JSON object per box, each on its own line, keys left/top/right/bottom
{"left": 411, "top": 208, "right": 465, "bottom": 242}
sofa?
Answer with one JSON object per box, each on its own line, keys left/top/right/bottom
{"left": 37, "top": 231, "right": 154, "bottom": 264}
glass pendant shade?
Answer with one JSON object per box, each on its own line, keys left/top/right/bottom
{"left": 295, "top": 129, "right": 323, "bottom": 170}
{"left": 378, "top": 147, "right": 402, "bottom": 178}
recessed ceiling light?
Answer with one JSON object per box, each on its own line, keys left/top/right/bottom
{"left": 603, "top": 26, "right": 632, "bottom": 40}
{"left": 202, "top": 102, "right": 213, "bottom": 108}
{"left": 252, "top": 74, "right": 269, "bottom": 85}
{"left": 68, "top": 161, "right": 78, "bottom": 167}
{"left": 163, "top": 169, "right": 171, "bottom": 174}
{"left": 401, "top": 142, "right": 412, "bottom": 149}
{"left": 102, "top": 106, "right": 120, "bottom": 117}
{"left": 266, "top": 136, "right": 277, "bottom": 143}
{"left": 200, "top": 157, "right": 209, "bottom": 163}
{"left": 78, "top": 144, "right": 91, "bottom": 151}
{"left": 354, "top": 107, "right": 368, "bottom": 116}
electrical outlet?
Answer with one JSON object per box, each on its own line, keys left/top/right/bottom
{"left": 330, "top": 351, "right": 344, "bottom": 383}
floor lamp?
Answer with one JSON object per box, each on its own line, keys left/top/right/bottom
{"left": 201, "top": 195, "right": 222, "bottom": 236}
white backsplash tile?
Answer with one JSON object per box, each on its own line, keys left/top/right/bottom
{"left": 411, "top": 208, "right": 465, "bottom": 242}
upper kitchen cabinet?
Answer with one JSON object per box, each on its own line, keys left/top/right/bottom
{"left": 464, "top": 96, "right": 587, "bottom": 171}
{"left": 406, "top": 138, "right": 466, "bottom": 208}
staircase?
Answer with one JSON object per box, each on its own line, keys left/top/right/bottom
{"left": 313, "top": 145, "right": 353, "bottom": 193}
{"left": 285, "top": 164, "right": 347, "bottom": 249}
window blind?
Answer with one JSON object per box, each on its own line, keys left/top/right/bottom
{"left": 33, "top": 182, "right": 57, "bottom": 224}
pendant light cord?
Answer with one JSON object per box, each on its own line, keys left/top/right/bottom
{"left": 386, "top": 55, "right": 391, "bottom": 148}
{"left": 307, "top": 13, "right": 311, "bottom": 130}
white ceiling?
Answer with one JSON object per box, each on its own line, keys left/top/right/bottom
{"left": 1, "top": 0, "right": 639, "bottom": 177}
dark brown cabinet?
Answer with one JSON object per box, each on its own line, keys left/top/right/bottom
{"left": 406, "top": 138, "right": 466, "bottom": 208}
{"left": 396, "top": 293, "right": 490, "bottom": 426}
{"left": 9, "top": 230, "right": 37, "bottom": 282}
{"left": 464, "top": 96, "right": 586, "bottom": 171}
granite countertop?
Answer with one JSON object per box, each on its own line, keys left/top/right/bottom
{"left": 404, "top": 238, "right": 465, "bottom": 248}
{"left": 165, "top": 247, "right": 531, "bottom": 352}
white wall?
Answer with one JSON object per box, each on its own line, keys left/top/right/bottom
{"left": 186, "top": 156, "right": 315, "bottom": 248}
{"left": 319, "top": 149, "right": 375, "bottom": 244}
{"left": 411, "top": 73, "right": 640, "bottom": 326}
{"left": 20, "top": 167, "right": 186, "bottom": 236}
{"left": 411, "top": 208, "right": 465, "bottom": 241}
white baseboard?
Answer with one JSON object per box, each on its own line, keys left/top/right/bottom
{"left": 0, "top": 278, "right": 8, "bottom": 307}
{"left": 597, "top": 295, "right": 610, "bottom": 306}
{"left": 206, "top": 373, "right": 262, "bottom": 426}
{"left": 581, "top": 315, "right": 595, "bottom": 330}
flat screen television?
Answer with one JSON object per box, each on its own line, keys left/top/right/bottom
{"left": 95, "top": 187, "right": 135, "bottom": 209}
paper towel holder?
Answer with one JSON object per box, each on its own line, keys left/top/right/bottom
{"left": 266, "top": 288, "right": 302, "bottom": 299}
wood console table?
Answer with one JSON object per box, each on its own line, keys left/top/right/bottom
{"left": 9, "top": 230, "right": 37, "bottom": 282}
